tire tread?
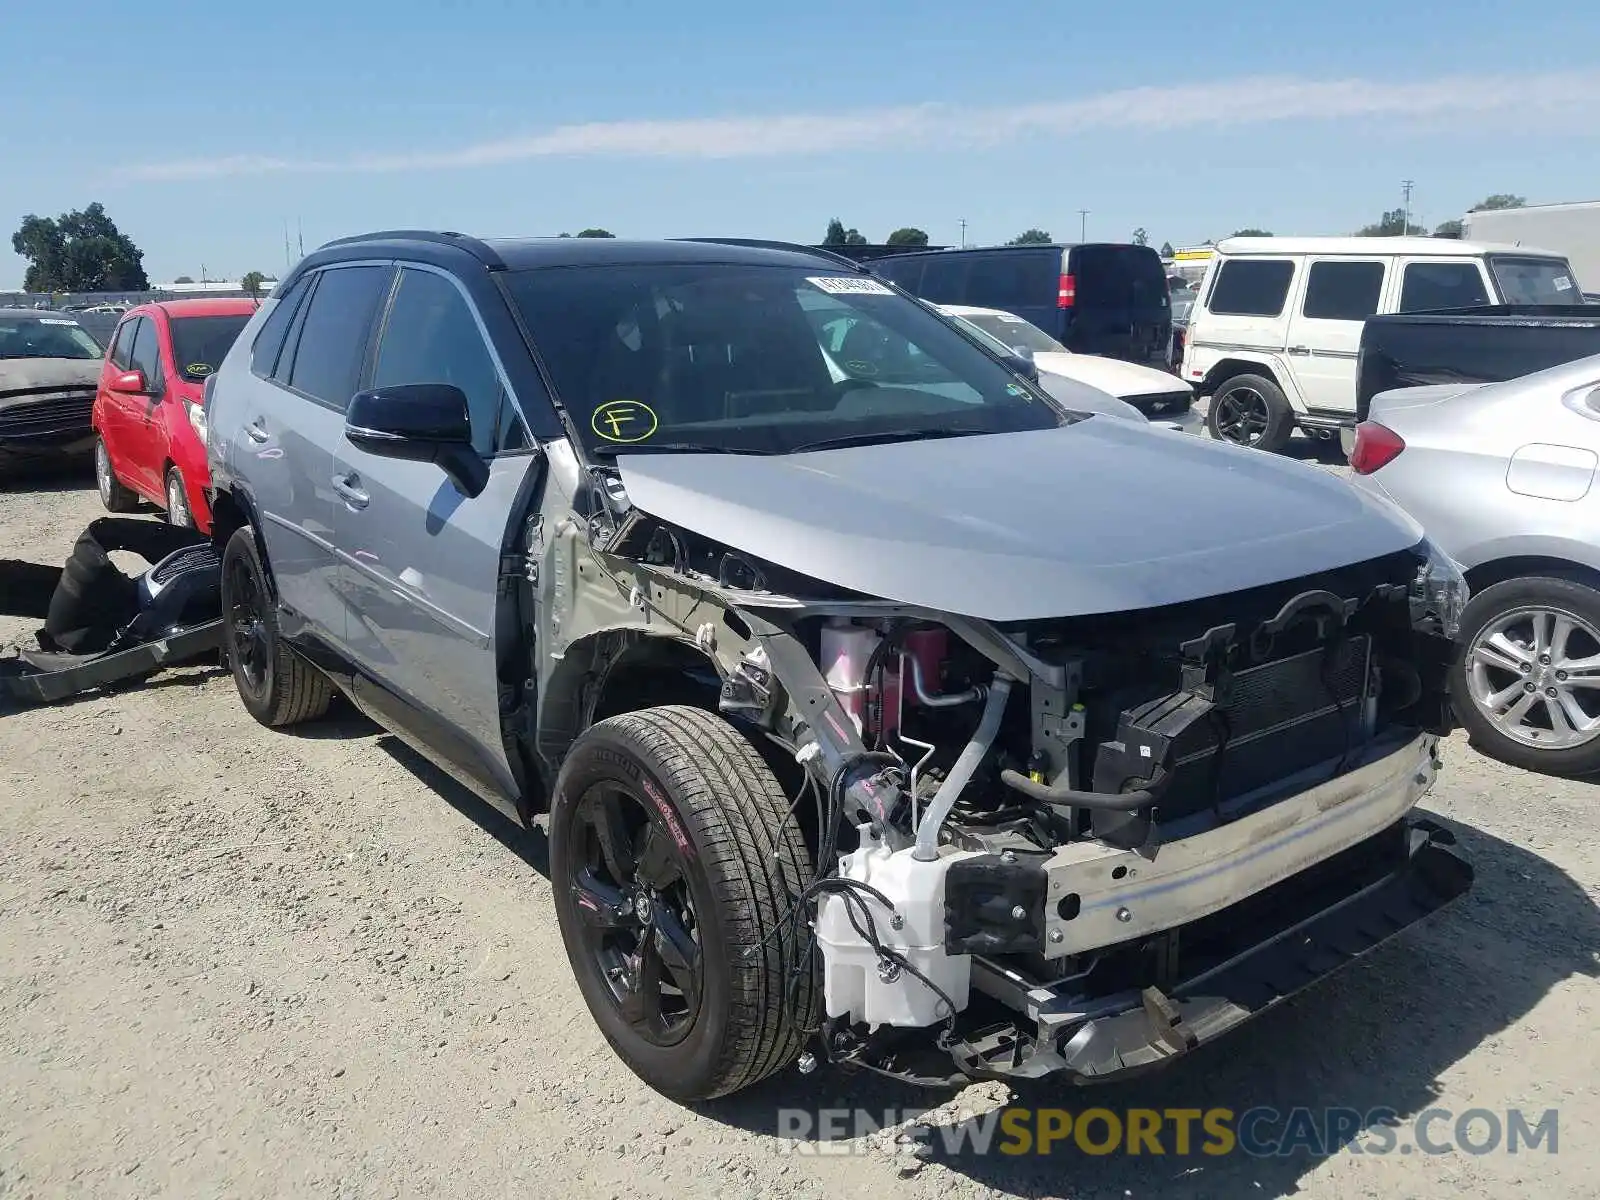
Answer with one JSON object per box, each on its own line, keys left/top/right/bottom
{"left": 569, "top": 705, "right": 816, "bottom": 1099}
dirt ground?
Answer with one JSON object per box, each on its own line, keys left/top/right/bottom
{"left": 2, "top": 468, "right": 1598, "bottom": 1200}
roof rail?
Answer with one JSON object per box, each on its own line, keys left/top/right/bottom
{"left": 672, "top": 238, "right": 867, "bottom": 272}
{"left": 314, "top": 229, "right": 506, "bottom": 270}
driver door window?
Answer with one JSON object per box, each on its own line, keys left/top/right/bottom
{"left": 128, "top": 318, "right": 163, "bottom": 392}
{"left": 371, "top": 268, "right": 521, "bottom": 455}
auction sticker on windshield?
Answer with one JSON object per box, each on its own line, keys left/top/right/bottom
{"left": 592, "top": 400, "right": 659, "bottom": 443}
{"left": 806, "top": 276, "right": 894, "bottom": 296}
{"left": 39, "top": 319, "right": 80, "bottom": 326}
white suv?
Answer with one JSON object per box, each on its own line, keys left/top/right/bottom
{"left": 1182, "top": 235, "right": 1585, "bottom": 451}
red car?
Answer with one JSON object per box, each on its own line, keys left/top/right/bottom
{"left": 92, "top": 298, "right": 257, "bottom": 532}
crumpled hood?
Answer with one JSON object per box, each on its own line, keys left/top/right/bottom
{"left": 0, "top": 357, "right": 100, "bottom": 401}
{"left": 616, "top": 419, "right": 1424, "bottom": 621}
{"left": 1030, "top": 351, "right": 1190, "bottom": 400}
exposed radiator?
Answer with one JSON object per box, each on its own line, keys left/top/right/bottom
{"left": 1092, "top": 636, "right": 1373, "bottom": 837}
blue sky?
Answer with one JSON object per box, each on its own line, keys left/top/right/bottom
{"left": 5, "top": 0, "right": 1600, "bottom": 287}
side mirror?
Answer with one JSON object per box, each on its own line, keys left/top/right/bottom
{"left": 345, "top": 384, "right": 488, "bottom": 498}
{"left": 1010, "top": 344, "right": 1035, "bottom": 362}
{"left": 108, "top": 369, "right": 147, "bottom": 394}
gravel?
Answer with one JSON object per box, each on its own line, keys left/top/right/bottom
{"left": 2, "top": 469, "right": 1597, "bottom": 1200}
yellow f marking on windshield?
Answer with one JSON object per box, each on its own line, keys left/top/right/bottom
{"left": 591, "top": 400, "right": 659, "bottom": 443}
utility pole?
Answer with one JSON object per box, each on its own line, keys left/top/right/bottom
{"left": 1078, "top": 210, "right": 1089, "bottom": 241}
{"left": 958, "top": 218, "right": 967, "bottom": 248}
{"left": 284, "top": 220, "right": 292, "bottom": 270}
{"left": 297, "top": 218, "right": 304, "bottom": 258}
{"left": 1401, "top": 180, "right": 1415, "bottom": 236}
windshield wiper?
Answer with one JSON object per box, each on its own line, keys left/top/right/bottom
{"left": 789, "top": 428, "right": 990, "bottom": 454}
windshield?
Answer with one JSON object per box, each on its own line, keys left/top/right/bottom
{"left": 170, "top": 313, "right": 253, "bottom": 381}
{"left": 957, "top": 311, "right": 1066, "bottom": 354}
{"left": 0, "top": 316, "right": 102, "bottom": 361}
{"left": 503, "top": 263, "right": 1074, "bottom": 455}
{"left": 1489, "top": 256, "right": 1587, "bottom": 306}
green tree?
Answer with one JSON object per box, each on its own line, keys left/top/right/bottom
{"left": 885, "top": 227, "right": 929, "bottom": 247}
{"left": 241, "top": 270, "right": 266, "bottom": 297}
{"left": 1471, "top": 194, "right": 1526, "bottom": 212}
{"left": 1434, "top": 219, "right": 1464, "bottom": 239}
{"left": 822, "top": 218, "right": 867, "bottom": 246}
{"left": 576, "top": 228, "right": 615, "bottom": 238}
{"left": 173, "top": 274, "right": 194, "bottom": 284}
{"left": 1007, "top": 228, "right": 1053, "bottom": 245}
{"left": 1131, "top": 228, "right": 1149, "bottom": 246}
{"left": 1232, "top": 228, "right": 1273, "bottom": 237}
{"left": 1159, "top": 241, "right": 1175, "bottom": 258}
{"left": 11, "top": 202, "right": 148, "bottom": 292}
{"left": 1355, "top": 208, "right": 1425, "bottom": 236}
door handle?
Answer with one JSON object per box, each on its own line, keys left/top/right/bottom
{"left": 332, "top": 473, "right": 370, "bottom": 509}
{"left": 245, "top": 420, "right": 269, "bottom": 443}
{"left": 1288, "top": 345, "right": 1310, "bottom": 356}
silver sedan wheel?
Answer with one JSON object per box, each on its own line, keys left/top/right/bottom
{"left": 1466, "top": 605, "right": 1600, "bottom": 750}
{"left": 166, "top": 472, "right": 192, "bottom": 528}
{"left": 95, "top": 439, "right": 114, "bottom": 506}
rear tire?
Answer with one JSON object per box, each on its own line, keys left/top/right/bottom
{"left": 1207, "top": 373, "right": 1294, "bottom": 453}
{"left": 550, "top": 705, "right": 816, "bottom": 1102}
{"left": 220, "top": 526, "right": 332, "bottom": 728}
{"left": 95, "top": 435, "right": 139, "bottom": 513}
{"left": 1450, "top": 575, "right": 1600, "bottom": 777}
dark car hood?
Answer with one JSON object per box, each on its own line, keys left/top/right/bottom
{"left": 0, "top": 357, "right": 100, "bottom": 401}
{"left": 615, "top": 419, "right": 1423, "bottom": 621}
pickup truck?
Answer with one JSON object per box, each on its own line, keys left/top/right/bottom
{"left": 1353, "top": 304, "right": 1600, "bottom": 426}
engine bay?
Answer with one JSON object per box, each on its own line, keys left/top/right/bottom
{"left": 590, "top": 492, "right": 1469, "bottom": 1085}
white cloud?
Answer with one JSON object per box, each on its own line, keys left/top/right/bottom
{"left": 115, "top": 71, "right": 1600, "bottom": 182}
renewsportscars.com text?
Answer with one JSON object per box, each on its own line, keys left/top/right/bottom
{"left": 777, "top": 1106, "right": 1560, "bottom": 1158}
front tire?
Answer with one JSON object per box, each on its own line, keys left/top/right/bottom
{"left": 1207, "top": 373, "right": 1293, "bottom": 452}
{"left": 1450, "top": 575, "right": 1600, "bottom": 776}
{"left": 220, "top": 526, "right": 333, "bottom": 728}
{"left": 95, "top": 435, "right": 139, "bottom": 512}
{"left": 550, "top": 705, "right": 816, "bottom": 1102}
{"left": 165, "top": 467, "right": 194, "bottom": 528}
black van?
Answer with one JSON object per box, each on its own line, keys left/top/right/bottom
{"left": 870, "top": 243, "right": 1173, "bottom": 368}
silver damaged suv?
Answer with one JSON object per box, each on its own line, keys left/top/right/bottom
{"left": 204, "top": 231, "right": 1474, "bottom": 1101}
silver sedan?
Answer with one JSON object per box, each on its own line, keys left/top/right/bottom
{"left": 1347, "top": 353, "right": 1600, "bottom": 775}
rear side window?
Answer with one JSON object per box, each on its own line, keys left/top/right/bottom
{"left": 251, "top": 276, "right": 310, "bottom": 377}
{"left": 1302, "top": 260, "right": 1385, "bottom": 321}
{"left": 285, "top": 266, "right": 393, "bottom": 408}
{"left": 1207, "top": 259, "right": 1295, "bottom": 316}
{"left": 109, "top": 318, "right": 139, "bottom": 369}
{"left": 1071, "top": 246, "right": 1168, "bottom": 311}
{"left": 919, "top": 256, "right": 970, "bottom": 304}
{"left": 871, "top": 257, "right": 924, "bottom": 293}
{"left": 963, "top": 252, "right": 1058, "bottom": 311}
{"left": 1398, "top": 262, "right": 1490, "bottom": 312}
